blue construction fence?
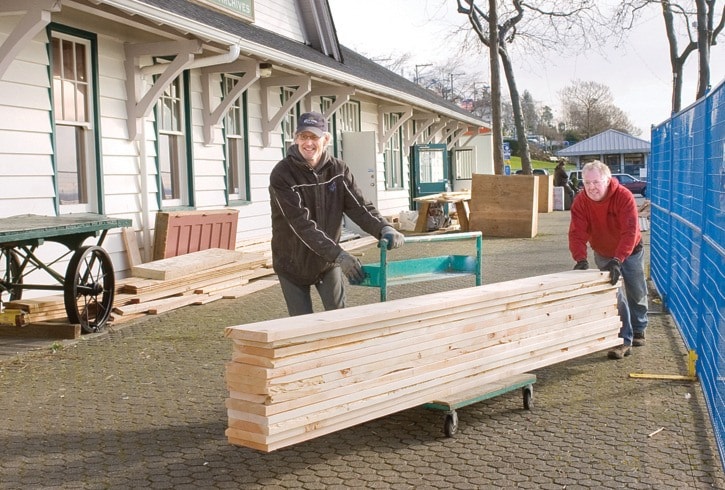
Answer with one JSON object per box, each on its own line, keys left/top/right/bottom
{"left": 649, "top": 78, "right": 725, "bottom": 469}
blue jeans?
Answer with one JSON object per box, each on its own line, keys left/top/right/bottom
{"left": 278, "top": 267, "right": 346, "bottom": 316}
{"left": 594, "top": 247, "right": 649, "bottom": 346}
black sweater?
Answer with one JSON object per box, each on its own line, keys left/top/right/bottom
{"left": 269, "top": 146, "right": 388, "bottom": 285}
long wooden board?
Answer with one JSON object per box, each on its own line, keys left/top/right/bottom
{"left": 224, "top": 270, "right": 622, "bottom": 451}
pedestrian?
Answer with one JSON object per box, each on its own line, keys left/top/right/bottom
{"left": 554, "top": 160, "right": 575, "bottom": 208}
{"left": 269, "top": 112, "right": 404, "bottom": 316}
{"left": 568, "top": 160, "right": 648, "bottom": 359}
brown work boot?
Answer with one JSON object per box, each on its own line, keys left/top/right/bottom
{"left": 633, "top": 332, "right": 646, "bottom": 347}
{"left": 607, "top": 344, "right": 632, "bottom": 360}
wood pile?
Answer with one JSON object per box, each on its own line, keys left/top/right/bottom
{"left": 1, "top": 236, "right": 377, "bottom": 334}
{"left": 224, "top": 270, "right": 622, "bottom": 452}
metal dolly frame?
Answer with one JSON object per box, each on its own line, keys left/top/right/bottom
{"left": 356, "top": 231, "right": 535, "bottom": 437}
{"left": 424, "top": 373, "right": 536, "bottom": 437}
{"left": 357, "top": 231, "right": 483, "bottom": 302}
{"left": 0, "top": 213, "right": 131, "bottom": 333}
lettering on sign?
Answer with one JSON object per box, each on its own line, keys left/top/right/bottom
{"left": 192, "top": 0, "right": 254, "bottom": 22}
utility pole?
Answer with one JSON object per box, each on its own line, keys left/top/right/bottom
{"left": 415, "top": 64, "right": 432, "bottom": 85}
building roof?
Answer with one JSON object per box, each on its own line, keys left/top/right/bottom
{"left": 556, "top": 129, "right": 650, "bottom": 157}
{"left": 106, "top": 0, "right": 486, "bottom": 128}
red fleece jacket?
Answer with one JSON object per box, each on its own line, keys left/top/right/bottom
{"left": 568, "top": 178, "right": 641, "bottom": 263}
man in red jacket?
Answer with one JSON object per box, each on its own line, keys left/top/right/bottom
{"left": 269, "top": 112, "right": 404, "bottom": 316}
{"left": 569, "top": 160, "right": 648, "bottom": 359}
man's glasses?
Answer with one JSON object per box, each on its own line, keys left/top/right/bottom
{"left": 296, "top": 133, "right": 321, "bottom": 141}
{"left": 583, "top": 179, "right": 607, "bottom": 186}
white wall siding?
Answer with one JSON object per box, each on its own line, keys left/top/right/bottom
{"left": 253, "top": 0, "right": 306, "bottom": 42}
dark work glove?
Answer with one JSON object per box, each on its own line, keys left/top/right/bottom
{"left": 573, "top": 260, "right": 589, "bottom": 270}
{"left": 335, "top": 251, "right": 364, "bottom": 285}
{"left": 601, "top": 259, "right": 622, "bottom": 285}
{"left": 379, "top": 225, "right": 405, "bottom": 250}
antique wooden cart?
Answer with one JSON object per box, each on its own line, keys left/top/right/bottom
{"left": 0, "top": 214, "right": 131, "bottom": 333}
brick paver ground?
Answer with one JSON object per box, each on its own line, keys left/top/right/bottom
{"left": 1, "top": 207, "right": 723, "bottom": 489}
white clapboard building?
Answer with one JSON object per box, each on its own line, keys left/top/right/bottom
{"left": 0, "top": 0, "right": 491, "bottom": 278}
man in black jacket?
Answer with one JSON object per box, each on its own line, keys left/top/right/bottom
{"left": 269, "top": 112, "right": 405, "bottom": 316}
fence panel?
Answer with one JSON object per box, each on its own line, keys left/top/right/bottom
{"left": 650, "top": 78, "right": 725, "bottom": 470}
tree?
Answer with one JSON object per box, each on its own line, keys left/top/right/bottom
{"left": 560, "top": 80, "right": 641, "bottom": 138}
{"left": 456, "top": 0, "right": 606, "bottom": 174}
{"left": 521, "top": 90, "right": 539, "bottom": 135}
{"left": 615, "top": 1, "right": 725, "bottom": 112}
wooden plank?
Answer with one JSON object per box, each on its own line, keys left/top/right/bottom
{"left": 132, "top": 248, "right": 248, "bottom": 280}
{"left": 121, "top": 227, "right": 142, "bottom": 268}
{"left": 224, "top": 270, "right": 622, "bottom": 451}
{"left": 468, "top": 174, "right": 538, "bottom": 238}
{"left": 225, "top": 271, "right": 611, "bottom": 343}
{"left": 221, "top": 279, "right": 280, "bottom": 299}
{"left": 0, "top": 321, "right": 80, "bottom": 339}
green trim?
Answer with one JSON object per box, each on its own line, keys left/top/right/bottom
{"left": 183, "top": 70, "right": 195, "bottom": 208}
{"left": 153, "top": 67, "right": 194, "bottom": 210}
{"left": 46, "top": 23, "right": 103, "bottom": 214}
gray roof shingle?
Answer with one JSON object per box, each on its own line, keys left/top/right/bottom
{"left": 132, "top": 0, "right": 484, "bottom": 125}
{"left": 556, "top": 129, "right": 650, "bottom": 156}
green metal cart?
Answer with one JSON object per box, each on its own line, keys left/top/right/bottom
{"left": 0, "top": 213, "right": 131, "bottom": 333}
{"left": 356, "top": 230, "right": 535, "bottom": 437}
{"left": 357, "top": 231, "right": 483, "bottom": 302}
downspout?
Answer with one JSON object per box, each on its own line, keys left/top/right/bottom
{"left": 137, "top": 123, "right": 151, "bottom": 263}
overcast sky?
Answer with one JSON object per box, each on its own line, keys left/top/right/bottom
{"left": 328, "top": 0, "right": 725, "bottom": 139}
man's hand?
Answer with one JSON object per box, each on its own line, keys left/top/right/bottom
{"left": 379, "top": 226, "right": 405, "bottom": 250}
{"left": 601, "top": 258, "right": 622, "bottom": 285}
{"left": 335, "top": 251, "right": 364, "bottom": 284}
{"left": 573, "top": 260, "right": 589, "bottom": 270}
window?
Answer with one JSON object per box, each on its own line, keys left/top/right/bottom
{"left": 223, "top": 74, "right": 249, "bottom": 203}
{"left": 383, "top": 112, "right": 404, "bottom": 189}
{"left": 454, "top": 148, "right": 475, "bottom": 180}
{"left": 50, "top": 30, "right": 99, "bottom": 212}
{"left": 322, "top": 98, "right": 360, "bottom": 158}
{"left": 156, "top": 72, "right": 190, "bottom": 207}
{"left": 280, "top": 87, "right": 298, "bottom": 154}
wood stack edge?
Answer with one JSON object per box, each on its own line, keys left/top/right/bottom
{"left": 223, "top": 270, "right": 622, "bottom": 452}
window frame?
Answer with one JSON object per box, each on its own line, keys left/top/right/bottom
{"left": 383, "top": 112, "right": 404, "bottom": 190}
{"left": 222, "top": 74, "right": 250, "bottom": 204}
{"left": 48, "top": 24, "right": 103, "bottom": 215}
{"left": 154, "top": 69, "right": 194, "bottom": 209}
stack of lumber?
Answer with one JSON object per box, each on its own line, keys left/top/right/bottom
{"left": 224, "top": 270, "right": 622, "bottom": 452}
{"left": 111, "top": 248, "right": 275, "bottom": 322}
{"left": 0, "top": 236, "right": 380, "bottom": 335}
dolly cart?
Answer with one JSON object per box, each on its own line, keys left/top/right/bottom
{"left": 357, "top": 231, "right": 483, "bottom": 302}
{"left": 0, "top": 213, "right": 131, "bottom": 333}
{"left": 425, "top": 373, "right": 535, "bottom": 437}
{"left": 356, "top": 231, "right": 535, "bottom": 437}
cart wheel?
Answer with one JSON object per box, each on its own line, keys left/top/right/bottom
{"left": 64, "top": 246, "right": 115, "bottom": 334}
{"left": 444, "top": 411, "right": 458, "bottom": 437}
{"left": 523, "top": 387, "right": 533, "bottom": 410}
{"left": 1, "top": 249, "right": 23, "bottom": 303}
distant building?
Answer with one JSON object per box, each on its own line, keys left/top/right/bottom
{"left": 555, "top": 129, "right": 650, "bottom": 178}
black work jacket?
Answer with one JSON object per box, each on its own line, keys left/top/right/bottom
{"left": 269, "top": 146, "right": 388, "bottom": 285}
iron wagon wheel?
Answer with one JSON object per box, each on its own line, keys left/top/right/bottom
{"left": 1, "top": 248, "right": 23, "bottom": 303}
{"left": 63, "top": 245, "right": 115, "bottom": 334}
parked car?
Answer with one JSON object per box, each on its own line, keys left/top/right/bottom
{"left": 612, "top": 173, "right": 647, "bottom": 197}
{"left": 570, "top": 171, "right": 647, "bottom": 197}
{"left": 514, "top": 168, "right": 549, "bottom": 175}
